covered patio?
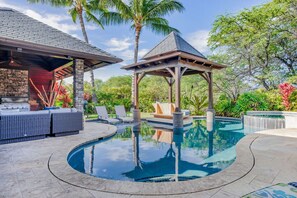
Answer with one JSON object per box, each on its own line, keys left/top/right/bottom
{"left": 122, "top": 32, "right": 226, "bottom": 128}
{"left": 0, "top": 8, "right": 122, "bottom": 112}
{"left": 0, "top": 8, "right": 122, "bottom": 144}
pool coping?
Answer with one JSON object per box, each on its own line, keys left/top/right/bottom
{"left": 47, "top": 122, "right": 261, "bottom": 196}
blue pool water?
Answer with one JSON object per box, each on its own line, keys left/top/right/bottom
{"left": 68, "top": 119, "right": 248, "bottom": 182}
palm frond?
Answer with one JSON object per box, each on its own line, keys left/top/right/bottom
{"left": 68, "top": 7, "right": 77, "bottom": 23}
{"left": 145, "top": 0, "right": 184, "bottom": 19}
{"left": 146, "top": 22, "right": 180, "bottom": 35}
{"left": 106, "top": 0, "right": 134, "bottom": 18}
{"left": 100, "top": 11, "right": 130, "bottom": 25}
{"left": 27, "top": 0, "right": 72, "bottom": 7}
{"left": 85, "top": 10, "right": 104, "bottom": 29}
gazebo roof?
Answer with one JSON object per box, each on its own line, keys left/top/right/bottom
{"left": 142, "top": 31, "right": 205, "bottom": 60}
{"left": 122, "top": 32, "right": 226, "bottom": 77}
{"left": 0, "top": 7, "right": 122, "bottom": 78}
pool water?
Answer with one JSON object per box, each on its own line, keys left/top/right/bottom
{"left": 68, "top": 119, "right": 247, "bottom": 182}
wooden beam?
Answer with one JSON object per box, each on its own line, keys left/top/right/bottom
{"left": 137, "top": 72, "right": 146, "bottom": 84}
{"left": 181, "top": 67, "right": 188, "bottom": 76}
{"left": 134, "top": 60, "right": 178, "bottom": 74}
{"left": 178, "top": 59, "right": 211, "bottom": 72}
{"left": 166, "top": 67, "right": 175, "bottom": 77}
{"left": 122, "top": 52, "right": 181, "bottom": 70}
{"left": 198, "top": 72, "right": 210, "bottom": 83}
{"left": 146, "top": 71, "right": 172, "bottom": 77}
{"left": 54, "top": 61, "right": 73, "bottom": 72}
{"left": 179, "top": 52, "right": 227, "bottom": 69}
{"left": 163, "top": 76, "right": 170, "bottom": 85}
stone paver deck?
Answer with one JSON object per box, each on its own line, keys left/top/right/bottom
{"left": 0, "top": 122, "right": 296, "bottom": 198}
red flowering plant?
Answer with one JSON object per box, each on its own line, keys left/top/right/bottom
{"left": 54, "top": 82, "right": 73, "bottom": 108}
{"left": 279, "top": 82, "right": 295, "bottom": 110}
{"left": 83, "top": 93, "right": 92, "bottom": 102}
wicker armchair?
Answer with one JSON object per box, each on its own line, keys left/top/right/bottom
{"left": 0, "top": 111, "right": 51, "bottom": 144}
{"left": 50, "top": 108, "right": 83, "bottom": 136}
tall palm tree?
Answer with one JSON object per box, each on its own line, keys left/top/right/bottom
{"left": 28, "top": 0, "right": 105, "bottom": 103}
{"left": 100, "top": 0, "right": 184, "bottom": 106}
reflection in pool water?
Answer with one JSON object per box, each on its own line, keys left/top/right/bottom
{"left": 68, "top": 119, "right": 247, "bottom": 182}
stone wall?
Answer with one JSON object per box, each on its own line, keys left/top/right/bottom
{"left": 73, "top": 59, "right": 84, "bottom": 112}
{"left": 0, "top": 68, "right": 28, "bottom": 100}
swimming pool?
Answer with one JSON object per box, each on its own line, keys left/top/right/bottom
{"left": 68, "top": 118, "right": 249, "bottom": 182}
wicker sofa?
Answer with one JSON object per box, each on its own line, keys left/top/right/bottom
{"left": 0, "top": 110, "right": 51, "bottom": 144}
{"left": 49, "top": 108, "right": 83, "bottom": 137}
{"left": 0, "top": 108, "right": 83, "bottom": 144}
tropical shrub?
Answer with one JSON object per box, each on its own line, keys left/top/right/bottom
{"left": 234, "top": 92, "right": 269, "bottom": 116}
{"left": 189, "top": 94, "right": 208, "bottom": 115}
{"left": 279, "top": 82, "right": 295, "bottom": 110}
{"left": 289, "top": 90, "right": 297, "bottom": 111}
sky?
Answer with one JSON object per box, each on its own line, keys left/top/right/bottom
{"left": 0, "top": 0, "right": 269, "bottom": 82}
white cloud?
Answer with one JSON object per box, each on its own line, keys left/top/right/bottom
{"left": 24, "top": 10, "right": 80, "bottom": 33}
{"left": 138, "top": 48, "right": 149, "bottom": 58}
{"left": 105, "top": 37, "right": 133, "bottom": 52}
{"left": 0, "top": 0, "right": 96, "bottom": 34}
{"left": 104, "top": 37, "right": 149, "bottom": 62}
{"left": 187, "top": 30, "right": 210, "bottom": 54}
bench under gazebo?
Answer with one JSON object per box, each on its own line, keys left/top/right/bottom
{"left": 122, "top": 32, "right": 226, "bottom": 130}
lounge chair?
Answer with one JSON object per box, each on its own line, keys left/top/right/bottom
{"left": 115, "top": 105, "right": 133, "bottom": 123}
{"left": 95, "top": 106, "right": 120, "bottom": 124}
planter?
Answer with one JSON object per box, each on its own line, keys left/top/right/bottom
{"left": 44, "top": 106, "right": 58, "bottom": 110}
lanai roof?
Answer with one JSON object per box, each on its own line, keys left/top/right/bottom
{"left": 0, "top": 7, "right": 122, "bottom": 78}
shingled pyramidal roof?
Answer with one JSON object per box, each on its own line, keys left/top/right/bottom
{"left": 142, "top": 31, "right": 206, "bottom": 60}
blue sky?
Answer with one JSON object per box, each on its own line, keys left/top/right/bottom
{"left": 0, "top": 0, "right": 269, "bottom": 82}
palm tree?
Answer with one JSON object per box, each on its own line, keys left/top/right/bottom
{"left": 100, "top": 0, "right": 184, "bottom": 106}
{"left": 28, "top": 0, "right": 105, "bottom": 103}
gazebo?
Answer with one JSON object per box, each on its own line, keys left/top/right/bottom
{"left": 122, "top": 32, "right": 226, "bottom": 129}
{"left": 0, "top": 8, "right": 122, "bottom": 111}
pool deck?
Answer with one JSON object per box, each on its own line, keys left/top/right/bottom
{"left": 0, "top": 122, "right": 297, "bottom": 198}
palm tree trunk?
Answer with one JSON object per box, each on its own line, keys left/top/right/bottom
{"left": 78, "top": 11, "right": 97, "bottom": 103}
{"left": 131, "top": 28, "right": 141, "bottom": 107}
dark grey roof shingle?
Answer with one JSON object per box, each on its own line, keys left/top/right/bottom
{"left": 142, "top": 31, "right": 206, "bottom": 60}
{"left": 0, "top": 8, "right": 119, "bottom": 61}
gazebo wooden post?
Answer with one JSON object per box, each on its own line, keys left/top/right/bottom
{"left": 169, "top": 78, "right": 173, "bottom": 103}
{"left": 207, "top": 72, "right": 215, "bottom": 132}
{"left": 174, "top": 66, "right": 181, "bottom": 112}
{"left": 133, "top": 72, "right": 141, "bottom": 123}
{"left": 173, "top": 66, "right": 183, "bottom": 130}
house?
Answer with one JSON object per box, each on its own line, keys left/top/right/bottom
{"left": 0, "top": 7, "right": 122, "bottom": 111}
